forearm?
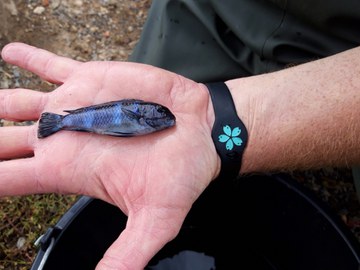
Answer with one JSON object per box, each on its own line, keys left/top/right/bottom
{"left": 225, "top": 46, "right": 360, "bottom": 173}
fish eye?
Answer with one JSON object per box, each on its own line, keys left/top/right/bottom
{"left": 156, "top": 106, "right": 166, "bottom": 114}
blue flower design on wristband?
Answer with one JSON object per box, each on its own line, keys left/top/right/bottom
{"left": 218, "top": 125, "right": 243, "bottom": 150}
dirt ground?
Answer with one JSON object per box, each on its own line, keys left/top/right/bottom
{"left": 0, "top": 0, "right": 150, "bottom": 90}
{"left": 0, "top": 0, "right": 149, "bottom": 60}
{"left": 1, "top": 0, "right": 360, "bottom": 269}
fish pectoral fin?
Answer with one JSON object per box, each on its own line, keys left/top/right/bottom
{"left": 121, "top": 108, "right": 141, "bottom": 121}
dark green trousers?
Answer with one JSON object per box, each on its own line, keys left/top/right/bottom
{"left": 129, "top": 0, "right": 360, "bottom": 192}
{"left": 130, "top": 0, "right": 360, "bottom": 82}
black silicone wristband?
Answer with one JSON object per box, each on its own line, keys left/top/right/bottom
{"left": 206, "top": 82, "right": 248, "bottom": 180}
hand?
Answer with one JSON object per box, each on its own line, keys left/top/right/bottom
{"left": 0, "top": 42, "right": 219, "bottom": 269}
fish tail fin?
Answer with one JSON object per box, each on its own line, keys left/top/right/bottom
{"left": 38, "top": 112, "right": 63, "bottom": 138}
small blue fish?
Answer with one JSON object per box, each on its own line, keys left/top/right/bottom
{"left": 37, "top": 99, "right": 176, "bottom": 138}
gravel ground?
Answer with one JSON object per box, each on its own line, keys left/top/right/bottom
{"left": 1, "top": 0, "right": 360, "bottom": 269}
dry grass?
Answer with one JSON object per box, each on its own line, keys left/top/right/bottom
{"left": 0, "top": 195, "right": 78, "bottom": 270}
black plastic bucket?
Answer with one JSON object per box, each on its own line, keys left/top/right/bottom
{"left": 31, "top": 174, "right": 360, "bottom": 270}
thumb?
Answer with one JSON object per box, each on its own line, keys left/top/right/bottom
{"left": 95, "top": 211, "right": 184, "bottom": 270}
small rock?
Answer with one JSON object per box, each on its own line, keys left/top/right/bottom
{"left": 119, "top": 49, "right": 127, "bottom": 58}
{"left": 0, "top": 79, "right": 9, "bottom": 89}
{"left": 70, "top": 25, "right": 78, "bottom": 32}
{"left": 33, "top": 6, "right": 45, "bottom": 15}
{"left": 74, "top": 0, "right": 83, "bottom": 6}
{"left": 104, "top": 0, "right": 118, "bottom": 6}
{"left": 100, "top": 6, "right": 109, "bottom": 14}
{"left": 50, "top": 0, "right": 61, "bottom": 10}
{"left": 16, "top": 237, "right": 26, "bottom": 249}
{"left": 90, "top": 26, "right": 99, "bottom": 33}
{"left": 3, "top": 0, "right": 18, "bottom": 16}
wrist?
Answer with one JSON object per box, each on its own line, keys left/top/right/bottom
{"left": 224, "top": 76, "right": 269, "bottom": 174}
{"left": 198, "top": 83, "right": 221, "bottom": 180}
{"left": 204, "top": 81, "right": 251, "bottom": 179}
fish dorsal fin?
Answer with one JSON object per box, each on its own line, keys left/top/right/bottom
{"left": 63, "top": 101, "right": 118, "bottom": 114}
{"left": 63, "top": 99, "right": 144, "bottom": 114}
{"left": 64, "top": 108, "right": 86, "bottom": 114}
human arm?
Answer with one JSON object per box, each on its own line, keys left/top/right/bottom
{"left": 0, "top": 42, "right": 360, "bottom": 270}
{"left": 224, "top": 46, "right": 360, "bottom": 173}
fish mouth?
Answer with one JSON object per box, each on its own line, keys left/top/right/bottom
{"left": 165, "top": 114, "right": 176, "bottom": 127}
{"left": 168, "top": 117, "right": 176, "bottom": 127}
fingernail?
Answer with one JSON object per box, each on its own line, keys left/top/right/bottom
{"left": 1, "top": 43, "right": 15, "bottom": 61}
{"left": 1, "top": 42, "right": 24, "bottom": 62}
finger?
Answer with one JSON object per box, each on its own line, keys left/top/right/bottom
{"left": 96, "top": 211, "right": 184, "bottom": 270}
{"left": 96, "top": 228, "right": 164, "bottom": 270}
{"left": 0, "top": 158, "right": 41, "bottom": 196}
{"left": 0, "top": 89, "right": 48, "bottom": 120}
{"left": 0, "top": 126, "right": 36, "bottom": 159}
{"left": 1, "top": 42, "right": 81, "bottom": 84}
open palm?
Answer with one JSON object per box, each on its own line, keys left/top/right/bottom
{"left": 0, "top": 43, "right": 219, "bottom": 270}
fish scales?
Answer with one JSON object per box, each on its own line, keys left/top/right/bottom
{"left": 37, "top": 99, "right": 176, "bottom": 138}
{"left": 62, "top": 103, "right": 124, "bottom": 130}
